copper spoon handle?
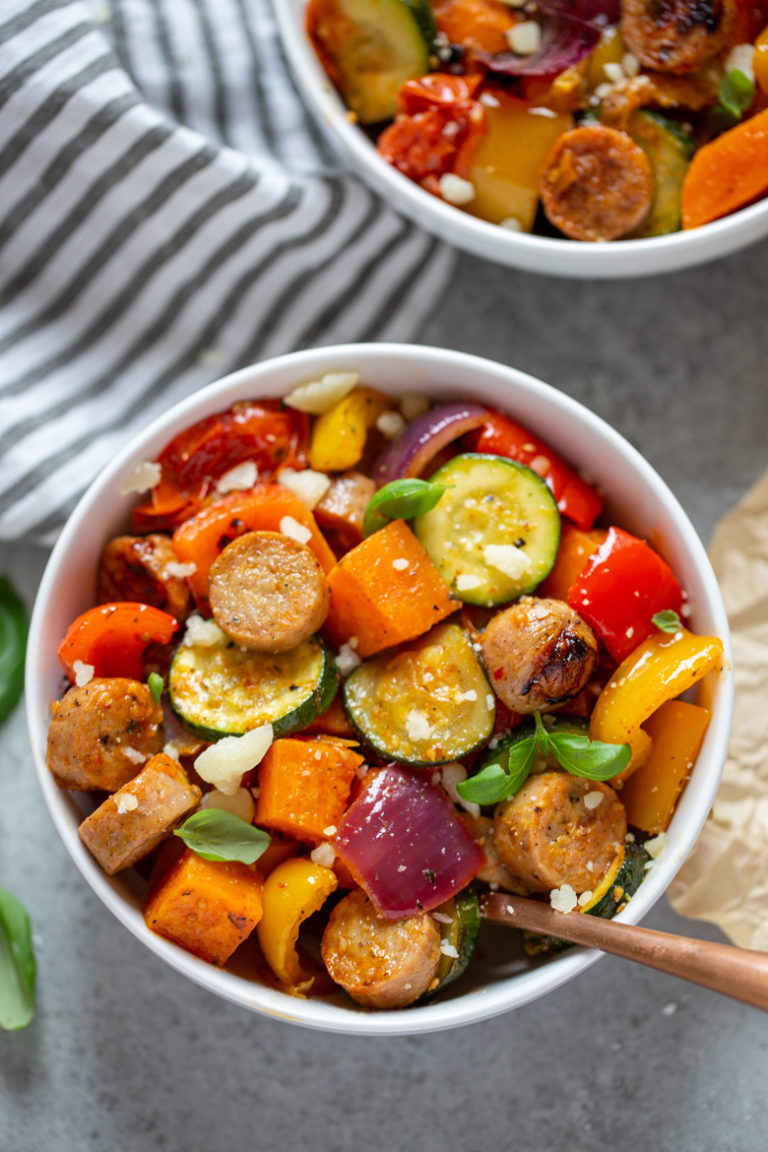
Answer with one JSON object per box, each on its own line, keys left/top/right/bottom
{"left": 481, "top": 892, "right": 768, "bottom": 1012}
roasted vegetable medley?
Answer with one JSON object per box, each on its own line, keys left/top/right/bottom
{"left": 306, "top": 0, "right": 768, "bottom": 240}
{"left": 46, "top": 373, "right": 724, "bottom": 1009}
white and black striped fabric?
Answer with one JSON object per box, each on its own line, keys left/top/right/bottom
{"left": 0, "top": 0, "right": 454, "bottom": 543}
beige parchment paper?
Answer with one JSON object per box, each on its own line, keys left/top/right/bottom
{"left": 668, "top": 467, "right": 768, "bottom": 950}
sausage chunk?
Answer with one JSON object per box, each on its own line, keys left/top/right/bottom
{"left": 78, "top": 753, "right": 201, "bottom": 874}
{"left": 481, "top": 596, "right": 598, "bottom": 714}
{"left": 46, "top": 678, "right": 165, "bottom": 791}
{"left": 493, "top": 771, "right": 627, "bottom": 894}
{"left": 321, "top": 889, "right": 442, "bottom": 1009}
{"left": 313, "top": 471, "right": 376, "bottom": 557}
{"left": 209, "top": 530, "right": 330, "bottom": 652}
{"left": 539, "top": 125, "right": 653, "bottom": 241}
{"left": 97, "top": 534, "right": 192, "bottom": 621}
{"left": 621, "top": 0, "right": 736, "bottom": 74}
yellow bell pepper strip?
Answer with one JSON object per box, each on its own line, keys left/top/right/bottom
{"left": 618, "top": 700, "right": 711, "bottom": 834}
{"left": 755, "top": 25, "right": 768, "bottom": 98}
{"left": 256, "top": 857, "right": 337, "bottom": 987}
{"left": 589, "top": 626, "right": 724, "bottom": 781}
{"left": 308, "top": 388, "right": 393, "bottom": 473}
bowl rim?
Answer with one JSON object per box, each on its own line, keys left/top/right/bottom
{"left": 25, "top": 342, "right": 734, "bottom": 1035}
{"left": 271, "top": 0, "right": 768, "bottom": 279}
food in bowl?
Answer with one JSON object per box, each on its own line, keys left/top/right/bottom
{"left": 305, "top": 0, "right": 768, "bottom": 242}
{"left": 42, "top": 365, "right": 725, "bottom": 1012}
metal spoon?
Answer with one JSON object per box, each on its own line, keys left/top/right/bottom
{"left": 481, "top": 891, "right": 768, "bottom": 1012}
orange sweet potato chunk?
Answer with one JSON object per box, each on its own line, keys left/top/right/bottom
{"left": 144, "top": 849, "right": 264, "bottom": 966}
{"left": 255, "top": 736, "right": 364, "bottom": 843}
{"left": 323, "top": 519, "right": 457, "bottom": 657}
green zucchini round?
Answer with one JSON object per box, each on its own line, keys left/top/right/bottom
{"left": 425, "top": 887, "right": 481, "bottom": 998}
{"left": 168, "top": 633, "right": 339, "bottom": 741}
{"left": 413, "top": 453, "right": 561, "bottom": 607}
{"left": 343, "top": 622, "right": 495, "bottom": 765}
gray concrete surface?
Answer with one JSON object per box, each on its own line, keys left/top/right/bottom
{"left": 2, "top": 240, "right": 768, "bottom": 1151}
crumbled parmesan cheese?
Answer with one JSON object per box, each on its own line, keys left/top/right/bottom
{"left": 500, "top": 217, "right": 523, "bottom": 232}
{"left": 276, "top": 466, "right": 331, "bottom": 510}
{"left": 622, "top": 52, "right": 640, "bottom": 77}
{"left": 183, "top": 613, "right": 227, "bottom": 647}
{"left": 486, "top": 694, "right": 495, "bottom": 710}
{"left": 335, "top": 642, "right": 362, "bottom": 676}
{"left": 194, "top": 724, "right": 273, "bottom": 796}
{"left": 432, "top": 911, "right": 452, "bottom": 925}
{"left": 577, "top": 890, "right": 594, "bottom": 907}
{"left": 603, "top": 61, "right": 625, "bottom": 84}
{"left": 456, "top": 572, "right": 482, "bottom": 591}
{"left": 725, "top": 43, "right": 755, "bottom": 81}
{"left": 454, "top": 689, "right": 478, "bottom": 703}
{"left": 506, "top": 20, "right": 541, "bottom": 55}
{"left": 584, "top": 790, "right": 604, "bottom": 811}
{"left": 550, "top": 884, "right": 578, "bottom": 913}
{"left": 200, "top": 786, "right": 256, "bottom": 823}
{"left": 483, "top": 543, "right": 532, "bottom": 581}
{"left": 405, "top": 711, "right": 432, "bottom": 741}
{"left": 644, "top": 831, "right": 668, "bottom": 859}
{"left": 480, "top": 92, "right": 501, "bottom": 107}
{"left": 399, "top": 393, "right": 430, "bottom": 421}
{"left": 392, "top": 557, "right": 409, "bottom": 571}
{"left": 122, "top": 746, "right": 148, "bottom": 765}
{"left": 284, "top": 371, "right": 358, "bottom": 414}
{"left": 279, "top": 515, "right": 312, "bottom": 545}
{"left": 310, "top": 842, "right": 336, "bottom": 868}
{"left": 119, "top": 460, "right": 162, "bottom": 496}
{"left": 73, "top": 660, "right": 94, "bottom": 687}
{"left": 216, "top": 461, "right": 258, "bottom": 494}
{"left": 440, "top": 940, "right": 459, "bottom": 959}
{"left": 439, "top": 762, "right": 480, "bottom": 820}
{"left": 322, "top": 825, "right": 337, "bottom": 838}
{"left": 163, "top": 561, "right": 197, "bottom": 579}
{"left": 376, "top": 411, "right": 406, "bottom": 439}
{"left": 116, "top": 792, "right": 139, "bottom": 814}
{"left": 439, "top": 173, "right": 475, "bottom": 205}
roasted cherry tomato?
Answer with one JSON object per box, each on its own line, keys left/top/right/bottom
{"left": 57, "top": 602, "right": 179, "bottom": 682}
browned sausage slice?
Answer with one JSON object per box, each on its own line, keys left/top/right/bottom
{"left": 46, "top": 678, "right": 165, "bottom": 791}
{"left": 78, "top": 753, "right": 202, "bottom": 874}
{"left": 539, "top": 125, "right": 653, "bottom": 241}
{"left": 313, "top": 471, "right": 376, "bottom": 556}
{"left": 621, "top": 0, "right": 736, "bottom": 74}
{"left": 481, "top": 596, "right": 598, "bottom": 714}
{"left": 209, "top": 530, "right": 330, "bottom": 652}
{"left": 97, "top": 534, "right": 192, "bottom": 621}
{"left": 493, "top": 771, "right": 627, "bottom": 895}
{"left": 321, "top": 889, "right": 442, "bottom": 1009}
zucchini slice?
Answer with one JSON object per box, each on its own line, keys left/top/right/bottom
{"left": 308, "top": 0, "right": 436, "bottom": 124}
{"left": 413, "top": 454, "right": 560, "bottom": 607}
{"left": 343, "top": 622, "right": 495, "bottom": 765}
{"left": 425, "top": 887, "right": 481, "bottom": 998}
{"left": 168, "top": 633, "right": 339, "bottom": 741}
{"left": 627, "top": 110, "right": 694, "bottom": 238}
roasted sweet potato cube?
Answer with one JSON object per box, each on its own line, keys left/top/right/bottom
{"left": 144, "top": 849, "right": 264, "bottom": 966}
{"left": 78, "top": 752, "right": 201, "bottom": 875}
{"left": 255, "top": 736, "right": 364, "bottom": 843}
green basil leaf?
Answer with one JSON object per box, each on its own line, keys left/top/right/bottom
{"left": 547, "top": 732, "right": 631, "bottom": 780}
{"left": 457, "top": 737, "right": 538, "bottom": 804}
{"left": 363, "top": 478, "right": 448, "bottom": 538}
{"left": 147, "top": 671, "right": 164, "bottom": 704}
{"left": 0, "top": 576, "right": 29, "bottom": 725}
{"left": 652, "top": 609, "right": 682, "bottom": 634}
{"left": 0, "top": 888, "right": 36, "bottom": 1031}
{"left": 718, "top": 69, "right": 755, "bottom": 120}
{"left": 174, "top": 809, "right": 271, "bottom": 864}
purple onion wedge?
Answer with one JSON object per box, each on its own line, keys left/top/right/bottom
{"left": 372, "top": 402, "right": 489, "bottom": 486}
{"left": 480, "top": 7, "right": 602, "bottom": 79}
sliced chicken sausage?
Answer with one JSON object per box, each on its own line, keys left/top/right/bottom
{"left": 46, "top": 677, "right": 165, "bottom": 791}
{"left": 97, "top": 534, "right": 192, "bottom": 622}
{"left": 209, "top": 530, "right": 330, "bottom": 652}
{"left": 481, "top": 596, "right": 598, "bottom": 714}
{"left": 539, "top": 125, "right": 653, "bottom": 241}
{"left": 621, "top": 0, "right": 736, "bottom": 73}
{"left": 493, "top": 771, "right": 627, "bottom": 895}
{"left": 321, "top": 889, "right": 442, "bottom": 1009}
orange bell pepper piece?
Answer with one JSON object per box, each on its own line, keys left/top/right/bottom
{"left": 57, "top": 601, "right": 178, "bottom": 682}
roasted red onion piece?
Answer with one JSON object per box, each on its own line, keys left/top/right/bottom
{"left": 542, "top": 0, "right": 621, "bottom": 25}
{"left": 480, "top": 8, "right": 601, "bottom": 78}
{"left": 371, "top": 403, "right": 488, "bottom": 485}
{"left": 333, "top": 766, "right": 485, "bottom": 918}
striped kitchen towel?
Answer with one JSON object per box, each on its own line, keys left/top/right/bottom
{"left": 0, "top": 0, "right": 454, "bottom": 543}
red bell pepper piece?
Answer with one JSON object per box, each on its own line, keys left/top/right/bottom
{"left": 57, "top": 602, "right": 179, "bottom": 683}
{"left": 333, "top": 765, "right": 484, "bottom": 918}
{"left": 464, "top": 410, "right": 603, "bottom": 530}
{"left": 131, "top": 401, "right": 309, "bottom": 532}
{"left": 567, "top": 526, "right": 684, "bottom": 664}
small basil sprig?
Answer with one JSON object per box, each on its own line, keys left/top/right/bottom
{"left": 363, "top": 478, "right": 448, "bottom": 538}
{"left": 457, "top": 712, "right": 631, "bottom": 806}
{"left": 709, "top": 68, "right": 755, "bottom": 134}
{"left": 0, "top": 576, "right": 29, "bottom": 725}
{"left": 0, "top": 888, "right": 36, "bottom": 1031}
{"left": 147, "top": 671, "right": 164, "bottom": 704}
{"left": 652, "top": 609, "right": 682, "bottom": 634}
{"left": 174, "top": 809, "right": 270, "bottom": 864}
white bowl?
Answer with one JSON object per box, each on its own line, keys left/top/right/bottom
{"left": 26, "top": 343, "right": 733, "bottom": 1034}
{"left": 272, "top": 0, "right": 768, "bottom": 279}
